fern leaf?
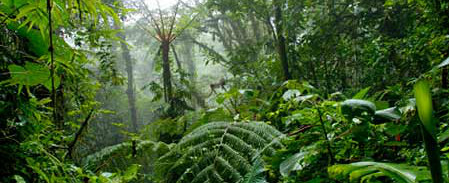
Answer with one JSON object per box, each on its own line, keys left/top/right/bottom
{"left": 242, "top": 158, "right": 268, "bottom": 183}
{"left": 156, "top": 121, "right": 283, "bottom": 183}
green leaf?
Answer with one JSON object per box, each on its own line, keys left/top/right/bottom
{"left": 341, "top": 99, "right": 376, "bottom": 120}
{"left": 374, "top": 101, "right": 389, "bottom": 110}
{"left": 328, "top": 161, "right": 431, "bottom": 183}
{"left": 279, "top": 144, "right": 318, "bottom": 177}
{"left": 438, "top": 128, "right": 449, "bottom": 143}
{"left": 7, "top": 23, "right": 48, "bottom": 56}
{"left": 43, "top": 75, "right": 60, "bottom": 91}
{"left": 12, "top": 175, "right": 26, "bottom": 183}
{"left": 8, "top": 62, "right": 50, "bottom": 86}
{"left": 414, "top": 80, "right": 437, "bottom": 138}
{"left": 122, "top": 164, "right": 141, "bottom": 181}
{"left": 282, "top": 89, "right": 300, "bottom": 101}
{"left": 353, "top": 87, "right": 370, "bottom": 99}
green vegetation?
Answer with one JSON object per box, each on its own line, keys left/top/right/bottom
{"left": 1, "top": 0, "right": 449, "bottom": 182}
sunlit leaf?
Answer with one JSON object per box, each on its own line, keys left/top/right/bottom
{"left": 414, "top": 80, "right": 437, "bottom": 138}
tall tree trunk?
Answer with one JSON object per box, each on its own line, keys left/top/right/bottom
{"left": 274, "top": 0, "right": 291, "bottom": 81}
{"left": 162, "top": 41, "right": 173, "bottom": 105}
{"left": 117, "top": 27, "right": 138, "bottom": 133}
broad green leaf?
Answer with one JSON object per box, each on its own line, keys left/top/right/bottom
{"left": 8, "top": 62, "right": 49, "bottom": 86}
{"left": 328, "top": 161, "right": 431, "bottom": 183}
{"left": 7, "top": 23, "right": 48, "bottom": 56}
{"left": 280, "top": 151, "right": 308, "bottom": 177}
{"left": 280, "top": 144, "right": 318, "bottom": 177}
{"left": 341, "top": 99, "right": 376, "bottom": 120}
{"left": 414, "top": 80, "right": 437, "bottom": 138}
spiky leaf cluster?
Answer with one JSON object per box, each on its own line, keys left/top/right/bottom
{"left": 156, "top": 121, "right": 283, "bottom": 183}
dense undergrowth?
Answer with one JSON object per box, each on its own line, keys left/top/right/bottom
{"left": 1, "top": 0, "right": 449, "bottom": 183}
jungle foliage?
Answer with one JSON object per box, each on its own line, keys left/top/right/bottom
{"left": 1, "top": 0, "right": 449, "bottom": 183}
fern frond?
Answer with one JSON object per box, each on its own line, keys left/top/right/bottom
{"left": 242, "top": 158, "right": 268, "bottom": 183}
{"left": 156, "top": 121, "right": 283, "bottom": 183}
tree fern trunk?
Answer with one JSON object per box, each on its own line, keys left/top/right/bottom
{"left": 162, "top": 41, "right": 173, "bottom": 105}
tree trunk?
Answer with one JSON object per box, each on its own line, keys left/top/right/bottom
{"left": 162, "top": 41, "right": 173, "bottom": 105}
{"left": 117, "top": 29, "right": 138, "bottom": 133}
{"left": 274, "top": 0, "right": 291, "bottom": 81}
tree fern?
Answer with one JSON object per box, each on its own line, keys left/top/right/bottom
{"left": 155, "top": 121, "right": 283, "bottom": 183}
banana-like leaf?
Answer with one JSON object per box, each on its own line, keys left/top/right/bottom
{"left": 414, "top": 80, "right": 437, "bottom": 138}
{"left": 414, "top": 80, "right": 444, "bottom": 183}
{"left": 328, "top": 161, "right": 431, "bottom": 183}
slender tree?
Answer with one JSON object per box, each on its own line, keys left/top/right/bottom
{"left": 119, "top": 31, "right": 138, "bottom": 132}
{"left": 113, "top": 4, "right": 138, "bottom": 132}
{"left": 274, "top": 0, "right": 291, "bottom": 81}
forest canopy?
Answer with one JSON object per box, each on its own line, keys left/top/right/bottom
{"left": 1, "top": 0, "right": 449, "bottom": 182}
